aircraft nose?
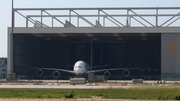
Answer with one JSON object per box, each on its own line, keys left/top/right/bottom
{"left": 75, "top": 68, "right": 83, "bottom": 75}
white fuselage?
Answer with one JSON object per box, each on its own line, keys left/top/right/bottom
{"left": 73, "top": 61, "right": 88, "bottom": 75}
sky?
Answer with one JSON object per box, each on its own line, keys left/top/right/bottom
{"left": 0, "top": 0, "right": 180, "bottom": 57}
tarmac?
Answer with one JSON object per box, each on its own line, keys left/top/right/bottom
{"left": 0, "top": 79, "right": 134, "bottom": 89}
{"left": 0, "top": 79, "right": 178, "bottom": 89}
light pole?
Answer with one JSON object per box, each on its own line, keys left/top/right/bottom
{"left": 12, "top": 0, "right": 14, "bottom": 35}
{"left": 9, "top": 0, "right": 14, "bottom": 80}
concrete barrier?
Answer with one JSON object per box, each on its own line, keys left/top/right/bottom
{"left": 70, "top": 78, "right": 86, "bottom": 84}
{"left": 132, "top": 79, "right": 143, "bottom": 83}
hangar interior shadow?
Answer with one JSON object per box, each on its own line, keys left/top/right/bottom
{"left": 13, "top": 33, "right": 161, "bottom": 80}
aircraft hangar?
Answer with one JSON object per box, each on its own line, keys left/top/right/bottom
{"left": 7, "top": 7, "right": 180, "bottom": 80}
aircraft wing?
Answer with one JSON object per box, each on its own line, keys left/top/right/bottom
{"left": 32, "top": 68, "right": 75, "bottom": 74}
{"left": 87, "top": 68, "right": 145, "bottom": 73}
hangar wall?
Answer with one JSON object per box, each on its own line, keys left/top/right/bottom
{"left": 13, "top": 35, "right": 72, "bottom": 79}
{"left": 41, "top": 41, "right": 71, "bottom": 68}
{"left": 13, "top": 34, "right": 41, "bottom": 77}
{"left": 161, "top": 33, "right": 180, "bottom": 80}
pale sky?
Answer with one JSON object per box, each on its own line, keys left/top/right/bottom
{"left": 0, "top": 0, "right": 180, "bottom": 57}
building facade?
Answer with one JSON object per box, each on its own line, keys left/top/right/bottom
{"left": 0, "top": 57, "right": 7, "bottom": 79}
{"left": 7, "top": 7, "right": 180, "bottom": 80}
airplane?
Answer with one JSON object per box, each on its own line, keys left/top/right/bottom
{"left": 35, "top": 60, "right": 146, "bottom": 79}
{"left": 34, "top": 41, "right": 147, "bottom": 79}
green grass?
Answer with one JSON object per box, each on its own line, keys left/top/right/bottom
{"left": 0, "top": 87, "right": 180, "bottom": 100}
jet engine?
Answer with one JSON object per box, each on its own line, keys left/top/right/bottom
{"left": 104, "top": 71, "right": 111, "bottom": 79}
{"left": 53, "top": 71, "right": 60, "bottom": 78}
{"left": 123, "top": 69, "right": 130, "bottom": 77}
{"left": 36, "top": 69, "right": 43, "bottom": 76}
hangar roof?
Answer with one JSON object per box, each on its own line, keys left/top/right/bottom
{"left": 12, "top": 7, "right": 180, "bottom": 27}
{"left": 8, "top": 27, "right": 169, "bottom": 42}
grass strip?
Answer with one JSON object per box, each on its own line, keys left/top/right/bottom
{"left": 0, "top": 87, "right": 180, "bottom": 100}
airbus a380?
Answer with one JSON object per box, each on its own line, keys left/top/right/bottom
{"left": 35, "top": 60, "right": 145, "bottom": 78}
{"left": 34, "top": 41, "right": 148, "bottom": 78}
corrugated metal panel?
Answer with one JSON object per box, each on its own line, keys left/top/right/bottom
{"left": 161, "top": 33, "right": 180, "bottom": 79}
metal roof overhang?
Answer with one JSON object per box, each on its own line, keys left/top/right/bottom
{"left": 8, "top": 27, "right": 180, "bottom": 34}
{"left": 8, "top": 27, "right": 179, "bottom": 42}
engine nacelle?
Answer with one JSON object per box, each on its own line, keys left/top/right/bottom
{"left": 36, "top": 69, "right": 43, "bottom": 76}
{"left": 104, "top": 71, "right": 111, "bottom": 79}
{"left": 123, "top": 69, "right": 130, "bottom": 77}
{"left": 53, "top": 71, "right": 60, "bottom": 78}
